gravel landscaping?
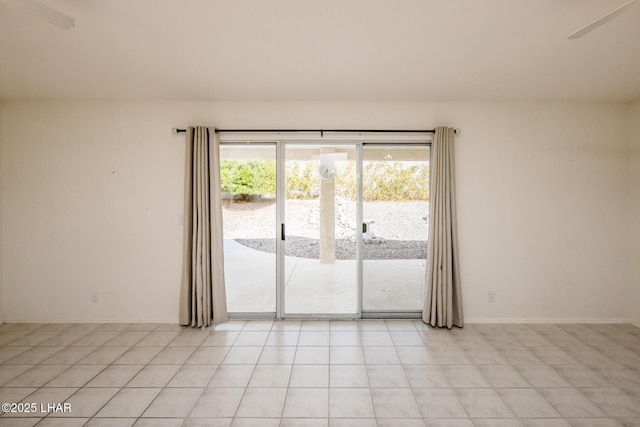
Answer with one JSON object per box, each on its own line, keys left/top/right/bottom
{"left": 236, "top": 236, "right": 427, "bottom": 260}
{"left": 223, "top": 199, "right": 428, "bottom": 260}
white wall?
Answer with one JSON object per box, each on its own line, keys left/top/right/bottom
{"left": 0, "top": 101, "right": 4, "bottom": 323}
{"left": 0, "top": 101, "right": 632, "bottom": 322}
{"left": 630, "top": 101, "right": 640, "bottom": 326}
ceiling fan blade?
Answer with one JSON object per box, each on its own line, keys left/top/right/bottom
{"left": 19, "top": 0, "right": 75, "bottom": 29}
{"left": 568, "top": 0, "right": 636, "bottom": 39}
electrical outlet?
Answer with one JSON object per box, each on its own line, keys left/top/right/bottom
{"left": 177, "top": 215, "right": 184, "bottom": 226}
{"left": 91, "top": 292, "right": 99, "bottom": 304}
{"left": 488, "top": 291, "right": 496, "bottom": 303}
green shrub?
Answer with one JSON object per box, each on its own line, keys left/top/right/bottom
{"left": 220, "top": 160, "right": 276, "bottom": 196}
{"left": 335, "top": 161, "right": 429, "bottom": 201}
{"left": 220, "top": 160, "right": 429, "bottom": 201}
{"left": 285, "top": 161, "right": 320, "bottom": 199}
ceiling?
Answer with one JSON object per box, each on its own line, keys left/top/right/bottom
{"left": 1, "top": 0, "right": 639, "bottom": 102}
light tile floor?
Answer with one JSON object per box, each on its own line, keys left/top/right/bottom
{"left": 0, "top": 320, "right": 639, "bottom": 426}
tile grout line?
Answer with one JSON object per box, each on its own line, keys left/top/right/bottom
{"left": 227, "top": 320, "right": 273, "bottom": 424}
{"left": 0, "top": 320, "right": 638, "bottom": 425}
{"left": 6, "top": 323, "right": 116, "bottom": 424}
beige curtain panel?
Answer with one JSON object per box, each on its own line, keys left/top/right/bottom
{"left": 179, "top": 126, "right": 228, "bottom": 327}
{"left": 423, "top": 126, "right": 464, "bottom": 329}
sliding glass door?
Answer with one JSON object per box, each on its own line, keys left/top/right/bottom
{"left": 221, "top": 141, "right": 429, "bottom": 318}
{"left": 362, "top": 145, "right": 430, "bottom": 314}
{"left": 220, "top": 144, "right": 276, "bottom": 314}
{"left": 283, "top": 144, "right": 358, "bottom": 315}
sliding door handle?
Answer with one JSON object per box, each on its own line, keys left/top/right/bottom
{"left": 281, "top": 224, "right": 286, "bottom": 241}
{"left": 362, "top": 223, "right": 367, "bottom": 233}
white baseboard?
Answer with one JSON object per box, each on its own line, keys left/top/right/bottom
{"left": 465, "top": 317, "right": 629, "bottom": 324}
{"left": 626, "top": 318, "right": 640, "bottom": 328}
{"left": 2, "top": 318, "right": 178, "bottom": 324}
{"left": 3, "top": 316, "right": 639, "bottom": 327}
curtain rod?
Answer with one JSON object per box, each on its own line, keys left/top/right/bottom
{"left": 172, "top": 128, "right": 459, "bottom": 136}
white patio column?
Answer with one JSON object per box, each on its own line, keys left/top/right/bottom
{"left": 319, "top": 149, "right": 336, "bottom": 263}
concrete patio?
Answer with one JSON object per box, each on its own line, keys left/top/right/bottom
{"left": 224, "top": 239, "right": 425, "bottom": 315}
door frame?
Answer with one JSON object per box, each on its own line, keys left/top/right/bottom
{"left": 220, "top": 135, "right": 431, "bottom": 320}
{"left": 276, "top": 141, "right": 363, "bottom": 319}
{"left": 360, "top": 142, "right": 431, "bottom": 319}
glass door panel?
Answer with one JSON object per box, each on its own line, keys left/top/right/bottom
{"left": 362, "top": 145, "right": 430, "bottom": 313}
{"left": 284, "top": 144, "right": 358, "bottom": 315}
{"left": 220, "top": 144, "right": 276, "bottom": 313}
